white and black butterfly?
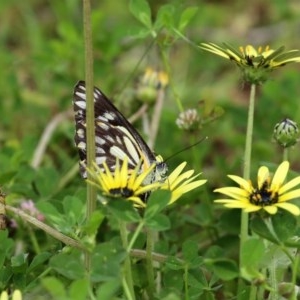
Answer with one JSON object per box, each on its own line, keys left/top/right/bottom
{"left": 73, "top": 80, "right": 167, "bottom": 192}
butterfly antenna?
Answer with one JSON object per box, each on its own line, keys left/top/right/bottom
{"left": 163, "top": 136, "right": 208, "bottom": 163}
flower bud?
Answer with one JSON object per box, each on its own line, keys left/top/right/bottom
{"left": 136, "top": 68, "right": 168, "bottom": 103}
{"left": 176, "top": 109, "right": 200, "bottom": 131}
{"left": 273, "top": 118, "right": 299, "bottom": 147}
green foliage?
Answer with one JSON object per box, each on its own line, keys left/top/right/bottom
{"left": 1, "top": 0, "right": 300, "bottom": 299}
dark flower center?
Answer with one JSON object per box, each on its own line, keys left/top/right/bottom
{"left": 110, "top": 187, "right": 134, "bottom": 198}
{"left": 249, "top": 180, "right": 279, "bottom": 206}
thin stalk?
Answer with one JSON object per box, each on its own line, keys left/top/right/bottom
{"left": 269, "top": 253, "right": 278, "bottom": 300}
{"left": 28, "top": 226, "right": 41, "bottom": 254}
{"left": 283, "top": 147, "right": 289, "bottom": 161}
{"left": 83, "top": 0, "right": 96, "bottom": 271}
{"left": 3, "top": 203, "right": 86, "bottom": 250}
{"left": 127, "top": 220, "right": 145, "bottom": 252}
{"left": 184, "top": 264, "right": 189, "bottom": 300}
{"left": 291, "top": 254, "right": 300, "bottom": 300}
{"left": 119, "top": 221, "right": 136, "bottom": 300}
{"left": 146, "top": 228, "right": 156, "bottom": 298}
{"left": 148, "top": 88, "right": 165, "bottom": 149}
{"left": 238, "top": 83, "right": 256, "bottom": 299}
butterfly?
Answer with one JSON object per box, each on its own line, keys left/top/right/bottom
{"left": 73, "top": 80, "right": 167, "bottom": 194}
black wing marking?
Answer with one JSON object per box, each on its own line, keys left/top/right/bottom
{"left": 73, "top": 80, "right": 156, "bottom": 178}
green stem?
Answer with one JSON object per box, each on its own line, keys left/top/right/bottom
{"left": 238, "top": 83, "right": 256, "bottom": 299}
{"left": 3, "top": 203, "right": 86, "bottom": 250}
{"left": 83, "top": 0, "right": 96, "bottom": 271}
{"left": 283, "top": 147, "right": 289, "bottom": 161}
{"left": 127, "top": 221, "right": 145, "bottom": 252}
{"left": 119, "top": 221, "right": 136, "bottom": 300}
{"left": 269, "top": 252, "right": 278, "bottom": 300}
{"left": 291, "top": 254, "right": 300, "bottom": 300}
{"left": 184, "top": 264, "right": 189, "bottom": 300}
{"left": 146, "top": 227, "right": 156, "bottom": 298}
{"left": 28, "top": 226, "right": 41, "bottom": 254}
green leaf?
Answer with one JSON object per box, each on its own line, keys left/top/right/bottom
{"left": 178, "top": 6, "right": 198, "bottom": 32}
{"left": 272, "top": 212, "right": 297, "bottom": 242}
{"left": 0, "top": 231, "right": 13, "bottom": 268}
{"left": 154, "top": 4, "right": 175, "bottom": 29}
{"left": 129, "top": 0, "right": 152, "bottom": 29}
{"left": 28, "top": 252, "right": 51, "bottom": 272}
{"left": 106, "top": 200, "right": 141, "bottom": 222}
{"left": 91, "top": 243, "right": 125, "bottom": 282}
{"left": 209, "top": 259, "right": 239, "bottom": 281}
{"left": 41, "top": 277, "right": 67, "bottom": 298}
{"left": 145, "top": 213, "right": 170, "bottom": 231}
{"left": 250, "top": 216, "right": 279, "bottom": 244}
{"left": 165, "top": 256, "right": 184, "bottom": 270}
{"left": 11, "top": 254, "right": 28, "bottom": 274}
{"left": 95, "top": 280, "right": 121, "bottom": 300}
{"left": 69, "top": 278, "right": 89, "bottom": 300}
{"left": 62, "top": 196, "right": 86, "bottom": 225}
{"left": 145, "top": 189, "right": 171, "bottom": 220}
{"left": 241, "top": 237, "right": 265, "bottom": 268}
{"left": 84, "top": 210, "right": 105, "bottom": 236}
{"left": 182, "top": 240, "right": 199, "bottom": 262}
{"left": 50, "top": 251, "right": 85, "bottom": 280}
{"left": 163, "top": 269, "right": 184, "bottom": 290}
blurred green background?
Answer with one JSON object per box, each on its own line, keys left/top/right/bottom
{"left": 2, "top": 0, "right": 300, "bottom": 182}
{"left": 1, "top": 0, "right": 300, "bottom": 296}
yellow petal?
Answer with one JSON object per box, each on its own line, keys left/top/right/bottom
{"left": 257, "top": 166, "right": 269, "bottom": 189}
{"left": 128, "top": 196, "right": 146, "bottom": 208}
{"left": 200, "top": 43, "right": 232, "bottom": 59}
{"left": 279, "top": 176, "right": 300, "bottom": 194}
{"left": 168, "top": 170, "right": 195, "bottom": 189}
{"left": 245, "top": 45, "right": 258, "bottom": 57}
{"left": 263, "top": 206, "right": 278, "bottom": 214}
{"left": 227, "top": 175, "right": 252, "bottom": 192}
{"left": 244, "top": 205, "right": 262, "bottom": 213}
{"left": 270, "top": 161, "right": 289, "bottom": 190}
{"left": 215, "top": 199, "right": 249, "bottom": 207}
{"left": 214, "top": 187, "right": 249, "bottom": 199}
{"left": 275, "top": 202, "right": 300, "bottom": 216}
{"left": 278, "top": 189, "right": 300, "bottom": 202}
{"left": 167, "top": 162, "right": 187, "bottom": 183}
{"left": 119, "top": 158, "right": 129, "bottom": 187}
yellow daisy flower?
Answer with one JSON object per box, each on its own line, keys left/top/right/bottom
{"left": 214, "top": 161, "right": 300, "bottom": 216}
{"left": 87, "top": 157, "right": 162, "bottom": 207}
{"left": 200, "top": 43, "right": 300, "bottom": 84}
{"left": 87, "top": 159, "right": 206, "bottom": 208}
{"left": 161, "top": 162, "right": 207, "bottom": 205}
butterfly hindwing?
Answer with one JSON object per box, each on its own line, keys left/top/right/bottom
{"left": 73, "top": 80, "right": 157, "bottom": 179}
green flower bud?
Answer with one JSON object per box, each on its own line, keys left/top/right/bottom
{"left": 136, "top": 68, "right": 168, "bottom": 104}
{"left": 273, "top": 118, "right": 299, "bottom": 147}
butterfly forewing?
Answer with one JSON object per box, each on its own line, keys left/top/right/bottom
{"left": 73, "top": 80, "right": 159, "bottom": 179}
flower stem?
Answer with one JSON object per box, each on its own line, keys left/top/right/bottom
{"left": 127, "top": 220, "right": 145, "bottom": 252}
{"left": 83, "top": 0, "right": 96, "bottom": 272}
{"left": 283, "top": 147, "right": 289, "bottom": 161}
{"left": 146, "top": 227, "right": 156, "bottom": 298}
{"left": 119, "top": 221, "right": 136, "bottom": 300}
{"left": 238, "top": 83, "right": 256, "bottom": 299}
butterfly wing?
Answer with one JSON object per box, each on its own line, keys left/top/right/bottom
{"left": 73, "top": 80, "right": 157, "bottom": 178}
